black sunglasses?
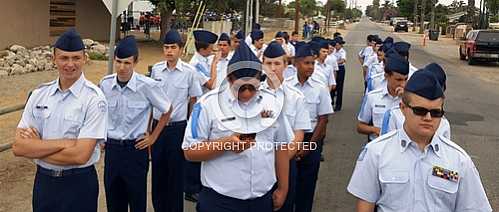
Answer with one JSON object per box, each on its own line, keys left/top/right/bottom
{"left": 406, "top": 104, "right": 445, "bottom": 118}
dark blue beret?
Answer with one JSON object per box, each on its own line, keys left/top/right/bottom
{"left": 54, "top": 28, "right": 85, "bottom": 51}
{"left": 393, "top": 42, "right": 411, "bottom": 56}
{"left": 405, "top": 69, "right": 444, "bottom": 100}
{"left": 228, "top": 41, "right": 261, "bottom": 79}
{"left": 218, "top": 33, "right": 230, "bottom": 42}
{"left": 163, "top": 30, "right": 182, "bottom": 45}
{"left": 250, "top": 30, "right": 264, "bottom": 42}
{"left": 115, "top": 36, "right": 138, "bottom": 59}
{"left": 263, "top": 41, "right": 286, "bottom": 58}
{"left": 236, "top": 31, "right": 244, "bottom": 39}
{"left": 385, "top": 54, "right": 409, "bottom": 75}
{"left": 193, "top": 30, "right": 218, "bottom": 44}
{"left": 424, "top": 63, "right": 447, "bottom": 91}
{"left": 295, "top": 43, "right": 315, "bottom": 58}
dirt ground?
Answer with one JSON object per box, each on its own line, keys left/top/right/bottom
{"left": 0, "top": 22, "right": 349, "bottom": 211}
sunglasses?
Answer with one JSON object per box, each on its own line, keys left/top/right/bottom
{"left": 406, "top": 104, "right": 445, "bottom": 118}
{"left": 238, "top": 84, "right": 258, "bottom": 92}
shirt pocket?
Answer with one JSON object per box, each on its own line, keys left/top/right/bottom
{"left": 63, "top": 104, "right": 84, "bottom": 138}
{"left": 304, "top": 95, "right": 320, "bottom": 121}
{"left": 379, "top": 171, "right": 410, "bottom": 209}
{"left": 126, "top": 101, "right": 148, "bottom": 123}
{"left": 427, "top": 172, "right": 459, "bottom": 210}
{"left": 172, "top": 81, "right": 189, "bottom": 101}
{"left": 107, "top": 99, "right": 119, "bottom": 124}
{"left": 372, "top": 106, "right": 386, "bottom": 127}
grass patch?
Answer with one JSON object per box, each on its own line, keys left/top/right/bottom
{"left": 88, "top": 52, "right": 108, "bottom": 61}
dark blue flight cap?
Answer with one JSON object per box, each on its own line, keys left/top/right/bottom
{"left": 228, "top": 41, "right": 262, "bottom": 79}
{"left": 253, "top": 23, "right": 261, "bottom": 30}
{"left": 329, "top": 39, "right": 337, "bottom": 47}
{"left": 218, "top": 33, "right": 230, "bottom": 42}
{"left": 250, "top": 30, "right": 264, "bottom": 42}
{"left": 405, "top": 69, "right": 444, "bottom": 100}
{"left": 393, "top": 41, "right": 411, "bottom": 57}
{"left": 236, "top": 31, "right": 244, "bottom": 39}
{"left": 163, "top": 30, "right": 183, "bottom": 45}
{"left": 294, "top": 41, "right": 306, "bottom": 49}
{"left": 115, "top": 36, "right": 138, "bottom": 59}
{"left": 318, "top": 39, "right": 329, "bottom": 49}
{"left": 275, "top": 31, "right": 284, "bottom": 38}
{"left": 308, "top": 41, "right": 321, "bottom": 55}
{"left": 295, "top": 43, "right": 315, "bottom": 58}
{"left": 333, "top": 32, "right": 342, "bottom": 38}
{"left": 54, "top": 28, "right": 85, "bottom": 51}
{"left": 424, "top": 63, "right": 447, "bottom": 91}
{"left": 383, "top": 37, "right": 394, "bottom": 49}
{"left": 193, "top": 30, "right": 218, "bottom": 44}
{"left": 311, "top": 36, "right": 324, "bottom": 42}
{"left": 335, "top": 37, "right": 346, "bottom": 45}
{"left": 263, "top": 41, "right": 286, "bottom": 58}
{"left": 384, "top": 54, "right": 410, "bottom": 75}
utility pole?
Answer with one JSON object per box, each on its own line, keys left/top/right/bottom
{"left": 294, "top": 0, "right": 300, "bottom": 33}
{"left": 419, "top": 0, "right": 426, "bottom": 34}
{"left": 413, "top": 0, "right": 418, "bottom": 32}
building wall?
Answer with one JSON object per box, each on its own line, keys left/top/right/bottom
{"left": 0, "top": 0, "right": 50, "bottom": 49}
{"left": 74, "top": 0, "right": 112, "bottom": 42}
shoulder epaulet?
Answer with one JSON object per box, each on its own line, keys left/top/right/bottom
{"left": 260, "top": 87, "right": 277, "bottom": 97}
{"left": 309, "top": 76, "right": 324, "bottom": 85}
{"left": 372, "top": 130, "right": 397, "bottom": 143}
{"left": 367, "top": 88, "right": 383, "bottom": 95}
{"left": 36, "top": 80, "right": 56, "bottom": 89}
{"left": 284, "top": 83, "right": 304, "bottom": 96}
{"left": 84, "top": 79, "right": 104, "bottom": 95}
{"left": 438, "top": 135, "right": 469, "bottom": 157}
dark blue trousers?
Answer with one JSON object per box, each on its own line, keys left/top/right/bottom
{"left": 197, "top": 187, "right": 273, "bottom": 212}
{"left": 275, "top": 158, "right": 297, "bottom": 212}
{"left": 104, "top": 139, "right": 149, "bottom": 212}
{"left": 184, "top": 161, "right": 202, "bottom": 195}
{"left": 332, "top": 65, "right": 346, "bottom": 110}
{"left": 33, "top": 165, "right": 98, "bottom": 212}
{"left": 151, "top": 120, "right": 187, "bottom": 212}
{"left": 294, "top": 134, "right": 323, "bottom": 212}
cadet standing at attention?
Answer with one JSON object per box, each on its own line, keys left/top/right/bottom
{"left": 262, "top": 42, "right": 312, "bottom": 212}
{"left": 185, "top": 29, "right": 219, "bottom": 202}
{"left": 381, "top": 63, "right": 452, "bottom": 139}
{"left": 13, "top": 28, "right": 107, "bottom": 212}
{"left": 357, "top": 54, "right": 409, "bottom": 141}
{"left": 210, "top": 32, "right": 233, "bottom": 89}
{"left": 150, "top": 29, "right": 203, "bottom": 212}
{"left": 99, "top": 36, "right": 173, "bottom": 212}
{"left": 332, "top": 36, "right": 347, "bottom": 111}
{"left": 286, "top": 43, "right": 334, "bottom": 212}
{"left": 348, "top": 69, "right": 492, "bottom": 212}
{"left": 182, "top": 41, "right": 293, "bottom": 212}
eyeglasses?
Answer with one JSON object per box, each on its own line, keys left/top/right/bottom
{"left": 406, "top": 104, "right": 445, "bottom": 118}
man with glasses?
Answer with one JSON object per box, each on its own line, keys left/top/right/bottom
{"left": 380, "top": 63, "right": 451, "bottom": 139}
{"left": 347, "top": 69, "right": 492, "bottom": 212}
{"left": 357, "top": 54, "right": 409, "bottom": 141}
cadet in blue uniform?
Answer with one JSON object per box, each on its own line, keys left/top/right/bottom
{"left": 262, "top": 42, "right": 312, "bottom": 212}
{"left": 348, "top": 69, "right": 492, "bottom": 212}
{"left": 357, "top": 54, "right": 409, "bottom": 141}
{"left": 186, "top": 29, "right": 219, "bottom": 202}
{"left": 13, "top": 28, "right": 107, "bottom": 212}
{"left": 231, "top": 31, "right": 244, "bottom": 50}
{"left": 286, "top": 43, "right": 334, "bottom": 212}
{"left": 314, "top": 39, "right": 337, "bottom": 92}
{"left": 391, "top": 41, "right": 418, "bottom": 78}
{"left": 182, "top": 41, "right": 293, "bottom": 212}
{"left": 190, "top": 30, "right": 219, "bottom": 91}
{"left": 332, "top": 36, "right": 347, "bottom": 111}
{"left": 381, "top": 63, "right": 452, "bottom": 139}
{"left": 249, "top": 30, "right": 267, "bottom": 61}
{"left": 210, "top": 33, "right": 233, "bottom": 89}
{"left": 150, "top": 29, "right": 203, "bottom": 212}
{"left": 99, "top": 36, "right": 173, "bottom": 212}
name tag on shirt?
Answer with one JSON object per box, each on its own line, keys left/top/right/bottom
{"left": 221, "top": 117, "right": 236, "bottom": 122}
{"left": 432, "top": 166, "right": 459, "bottom": 182}
{"left": 374, "top": 104, "right": 386, "bottom": 108}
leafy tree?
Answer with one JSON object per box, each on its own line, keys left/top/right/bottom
{"left": 287, "top": 0, "right": 320, "bottom": 17}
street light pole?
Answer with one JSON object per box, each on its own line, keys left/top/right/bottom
{"left": 107, "top": 0, "right": 118, "bottom": 75}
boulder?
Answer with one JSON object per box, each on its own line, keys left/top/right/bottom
{"left": 0, "top": 69, "right": 8, "bottom": 78}
{"left": 10, "top": 64, "right": 25, "bottom": 75}
{"left": 83, "top": 39, "right": 95, "bottom": 47}
{"left": 9, "top": 45, "right": 26, "bottom": 53}
{"left": 25, "top": 64, "right": 35, "bottom": 72}
{"left": 0, "top": 50, "right": 8, "bottom": 57}
{"left": 91, "top": 44, "right": 107, "bottom": 54}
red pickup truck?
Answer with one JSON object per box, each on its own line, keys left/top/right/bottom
{"left": 459, "top": 30, "right": 499, "bottom": 65}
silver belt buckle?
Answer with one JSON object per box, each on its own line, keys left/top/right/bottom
{"left": 52, "top": 170, "right": 63, "bottom": 177}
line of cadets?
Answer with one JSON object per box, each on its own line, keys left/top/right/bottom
{"left": 350, "top": 34, "right": 492, "bottom": 211}
{"left": 13, "top": 26, "right": 347, "bottom": 212}
{"left": 12, "top": 27, "right": 493, "bottom": 212}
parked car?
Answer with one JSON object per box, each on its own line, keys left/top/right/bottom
{"left": 394, "top": 21, "right": 409, "bottom": 32}
{"left": 459, "top": 30, "right": 499, "bottom": 65}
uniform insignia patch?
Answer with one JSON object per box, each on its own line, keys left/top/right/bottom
{"left": 432, "top": 166, "right": 459, "bottom": 182}
{"left": 98, "top": 100, "right": 107, "bottom": 113}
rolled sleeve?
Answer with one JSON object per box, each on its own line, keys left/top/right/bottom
{"left": 18, "top": 92, "right": 36, "bottom": 128}
{"left": 274, "top": 114, "right": 294, "bottom": 144}
{"left": 347, "top": 146, "right": 380, "bottom": 203}
{"left": 358, "top": 95, "right": 372, "bottom": 123}
{"left": 293, "top": 97, "right": 312, "bottom": 131}
{"left": 78, "top": 96, "right": 107, "bottom": 141}
{"left": 188, "top": 72, "right": 204, "bottom": 98}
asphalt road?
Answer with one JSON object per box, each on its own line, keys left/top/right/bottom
{"left": 312, "top": 18, "right": 499, "bottom": 211}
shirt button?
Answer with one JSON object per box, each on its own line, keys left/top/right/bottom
{"left": 401, "top": 140, "right": 407, "bottom": 147}
{"left": 435, "top": 144, "right": 440, "bottom": 152}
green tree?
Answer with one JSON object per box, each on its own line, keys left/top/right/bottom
{"left": 287, "top": 0, "right": 319, "bottom": 17}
